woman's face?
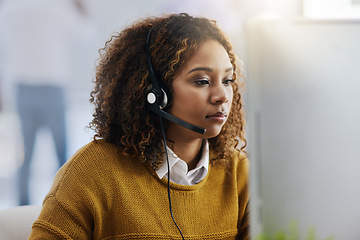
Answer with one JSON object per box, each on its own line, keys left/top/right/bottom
{"left": 167, "top": 40, "right": 234, "bottom": 139}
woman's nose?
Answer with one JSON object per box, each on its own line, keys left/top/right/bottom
{"left": 210, "top": 84, "right": 229, "bottom": 104}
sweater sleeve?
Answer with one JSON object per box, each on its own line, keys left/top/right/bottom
{"left": 236, "top": 154, "right": 250, "bottom": 240}
{"left": 237, "top": 201, "right": 250, "bottom": 240}
{"left": 29, "top": 150, "right": 97, "bottom": 239}
{"left": 29, "top": 195, "right": 93, "bottom": 239}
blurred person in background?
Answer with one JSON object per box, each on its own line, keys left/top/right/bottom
{"left": 0, "top": 0, "right": 94, "bottom": 205}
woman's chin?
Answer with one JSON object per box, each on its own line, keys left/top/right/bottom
{"left": 202, "top": 127, "right": 224, "bottom": 139}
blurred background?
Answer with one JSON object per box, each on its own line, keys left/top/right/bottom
{"left": 0, "top": 0, "right": 360, "bottom": 239}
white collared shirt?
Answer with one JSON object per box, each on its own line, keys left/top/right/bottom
{"left": 156, "top": 140, "right": 209, "bottom": 185}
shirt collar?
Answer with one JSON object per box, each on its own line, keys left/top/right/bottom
{"left": 156, "top": 140, "right": 209, "bottom": 183}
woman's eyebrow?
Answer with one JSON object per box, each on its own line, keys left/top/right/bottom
{"left": 187, "top": 67, "right": 212, "bottom": 74}
{"left": 187, "top": 66, "right": 233, "bottom": 74}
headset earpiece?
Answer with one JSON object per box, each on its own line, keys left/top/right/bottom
{"left": 158, "top": 89, "right": 168, "bottom": 109}
{"left": 146, "top": 84, "right": 168, "bottom": 110}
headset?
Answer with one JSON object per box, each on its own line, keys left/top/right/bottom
{"left": 145, "top": 26, "right": 206, "bottom": 135}
{"left": 145, "top": 26, "right": 206, "bottom": 240}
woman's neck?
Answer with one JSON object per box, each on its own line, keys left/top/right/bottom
{"left": 166, "top": 136, "right": 204, "bottom": 171}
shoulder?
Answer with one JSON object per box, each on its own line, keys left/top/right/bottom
{"left": 234, "top": 151, "right": 249, "bottom": 171}
{"left": 70, "top": 139, "right": 119, "bottom": 161}
{"left": 209, "top": 150, "right": 248, "bottom": 183}
{"left": 226, "top": 150, "right": 249, "bottom": 172}
{"left": 226, "top": 151, "right": 249, "bottom": 186}
{"left": 231, "top": 151, "right": 249, "bottom": 199}
{"left": 48, "top": 139, "right": 136, "bottom": 194}
{"left": 60, "top": 139, "right": 120, "bottom": 173}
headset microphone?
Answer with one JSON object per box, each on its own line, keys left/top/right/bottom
{"left": 147, "top": 99, "right": 206, "bottom": 134}
{"left": 145, "top": 27, "right": 206, "bottom": 135}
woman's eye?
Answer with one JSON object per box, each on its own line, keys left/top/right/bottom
{"left": 223, "top": 79, "right": 235, "bottom": 86}
{"left": 194, "top": 79, "right": 210, "bottom": 85}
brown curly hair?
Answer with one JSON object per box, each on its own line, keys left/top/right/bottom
{"left": 90, "top": 13, "right": 246, "bottom": 169}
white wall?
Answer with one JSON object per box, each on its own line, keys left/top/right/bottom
{"left": 246, "top": 18, "right": 360, "bottom": 239}
{"left": 0, "top": 0, "right": 170, "bottom": 209}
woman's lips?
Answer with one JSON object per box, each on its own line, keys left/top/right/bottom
{"left": 206, "top": 112, "right": 228, "bottom": 122}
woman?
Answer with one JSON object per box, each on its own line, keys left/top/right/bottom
{"left": 29, "top": 13, "right": 249, "bottom": 239}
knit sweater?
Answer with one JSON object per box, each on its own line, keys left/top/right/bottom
{"left": 29, "top": 139, "right": 249, "bottom": 240}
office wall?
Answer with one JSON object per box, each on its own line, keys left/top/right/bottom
{"left": 246, "top": 19, "right": 360, "bottom": 239}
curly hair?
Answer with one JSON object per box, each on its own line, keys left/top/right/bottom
{"left": 90, "top": 13, "right": 246, "bottom": 170}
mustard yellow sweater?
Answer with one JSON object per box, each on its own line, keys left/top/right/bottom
{"left": 29, "top": 139, "right": 249, "bottom": 240}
